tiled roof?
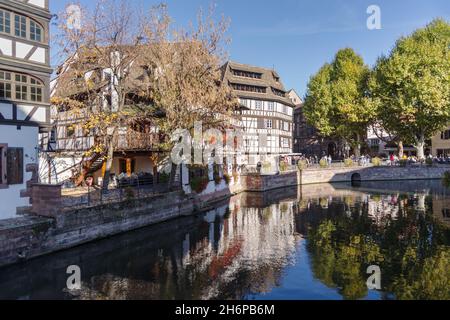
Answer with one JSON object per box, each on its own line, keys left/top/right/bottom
{"left": 222, "top": 61, "right": 295, "bottom": 107}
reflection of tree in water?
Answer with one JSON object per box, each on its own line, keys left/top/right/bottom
{"left": 306, "top": 197, "right": 450, "bottom": 300}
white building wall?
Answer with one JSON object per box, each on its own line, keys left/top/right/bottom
{"left": 0, "top": 125, "right": 39, "bottom": 220}
{"left": 28, "top": 0, "right": 46, "bottom": 9}
{"left": 0, "top": 35, "right": 48, "bottom": 64}
{"left": 39, "top": 154, "right": 82, "bottom": 184}
{"left": 238, "top": 98, "right": 293, "bottom": 164}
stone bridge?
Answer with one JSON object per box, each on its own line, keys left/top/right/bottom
{"left": 300, "top": 165, "right": 450, "bottom": 185}
{"left": 240, "top": 165, "right": 450, "bottom": 192}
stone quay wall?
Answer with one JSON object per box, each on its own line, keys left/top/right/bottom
{"left": 240, "top": 171, "right": 299, "bottom": 192}
{"left": 300, "top": 165, "right": 450, "bottom": 185}
{"left": 0, "top": 185, "right": 194, "bottom": 268}
{"left": 238, "top": 165, "right": 450, "bottom": 192}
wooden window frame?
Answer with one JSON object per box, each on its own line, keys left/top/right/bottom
{"left": 29, "top": 20, "right": 42, "bottom": 42}
{"left": 0, "top": 9, "right": 44, "bottom": 43}
{"left": 0, "top": 71, "right": 12, "bottom": 100}
{"left": 0, "top": 70, "right": 44, "bottom": 103}
{"left": 14, "top": 14, "right": 26, "bottom": 38}
{"left": 0, "top": 9, "right": 11, "bottom": 34}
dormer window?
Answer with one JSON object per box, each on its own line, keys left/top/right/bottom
{"left": 272, "top": 87, "right": 286, "bottom": 97}
{"left": 231, "top": 69, "right": 262, "bottom": 79}
{"left": 273, "top": 72, "right": 280, "bottom": 82}
{"left": 231, "top": 83, "right": 266, "bottom": 93}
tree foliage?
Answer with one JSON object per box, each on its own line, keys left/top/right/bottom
{"left": 303, "top": 48, "right": 373, "bottom": 156}
{"left": 52, "top": 0, "right": 235, "bottom": 188}
{"left": 370, "top": 19, "right": 450, "bottom": 158}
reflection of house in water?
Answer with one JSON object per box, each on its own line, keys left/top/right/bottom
{"left": 68, "top": 184, "right": 450, "bottom": 300}
{"left": 2, "top": 182, "right": 449, "bottom": 300}
{"left": 431, "top": 195, "right": 450, "bottom": 229}
{"left": 55, "top": 192, "right": 300, "bottom": 300}
{"left": 179, "top": 195, "right": 299, "bottom": 299}
{"left": 366, "top": 195, "right": 400, "bottom": 224}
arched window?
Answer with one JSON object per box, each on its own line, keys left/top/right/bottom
{"left": 30, "top": 20, "right": 42, "bottom": 42}
{"left": 0, "top": 9, "right": 44, "bottom": 43}
{"left": 0, "top": 70, "right": 44, "bottom": 103}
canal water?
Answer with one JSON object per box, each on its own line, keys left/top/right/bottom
{"left": 0, "top": 181, "right": 449, "bottom": 300}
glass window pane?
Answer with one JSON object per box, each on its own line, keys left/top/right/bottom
{"left": 5, "top": 12, "right": 10, "bottom": 34}
{"left": 15, "top": 85, "right": 20, "bottom": 99}
{"left": 0, "top": 10, "right": 9, "bottom": 34}
{"left": 36, "top": 88, "right": 42, "bottom": 101}
{"left": 0, "top": 11, "right": 4, "bottom": 33}
{"left": 15, "top": 15, "right": 26, "bottom": 38}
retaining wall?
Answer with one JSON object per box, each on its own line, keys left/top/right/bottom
{"left": 0, "top": 190, "right": 193, "bottom": 267}
{"left": 300, "top": 165, "right": 450, "bottom": 185}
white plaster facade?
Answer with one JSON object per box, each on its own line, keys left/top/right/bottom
{"left": 0, "top": 0, "right": 52, "bottom": 219}
{"left": 0, "top": 125, "right": 38, "bottom": 219}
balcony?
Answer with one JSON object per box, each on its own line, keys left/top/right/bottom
{"left": 114, "top": 130, "right": 158, "bottom": 151}
{"left": 53, "top": 129, "right": 158, "bottom": 152}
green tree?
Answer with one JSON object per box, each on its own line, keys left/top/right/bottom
{"left": 303, "top": 48, "right": 373, "bottom": 157}
{"left": 370, "top": 19, "right": 450, "bottom": 159}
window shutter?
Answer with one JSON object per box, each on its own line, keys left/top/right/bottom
{"left": 7, "top": 148, "right": 23, "bottom": 185}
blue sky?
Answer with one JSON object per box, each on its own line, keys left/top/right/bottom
{"left": 50, "top": 0, "right": 450, "bottom": 97}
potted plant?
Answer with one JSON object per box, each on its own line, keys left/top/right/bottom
{"left": 372, "top": 157, "right": 382, "bottom": 167}
{"left": 344, "top": 158, "right": 354, "bottom": 167}
{"left": 319, "top": 159, "right": 328, "bottom": 168}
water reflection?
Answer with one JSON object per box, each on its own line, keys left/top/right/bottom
{"left": 0, "top": 181, "right": 448, "bottom": 300}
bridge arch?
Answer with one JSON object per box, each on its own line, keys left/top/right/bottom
{"left": 351, "top": 173, "right": 362, "bottom": 187}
